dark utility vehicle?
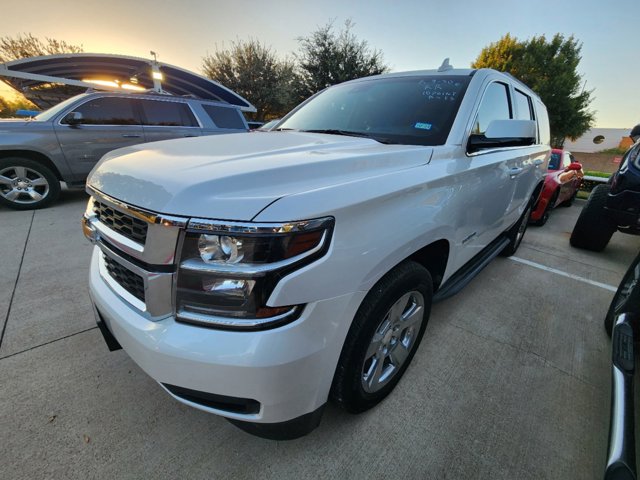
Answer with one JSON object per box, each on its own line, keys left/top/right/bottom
{"left": 571, "top": 125, "right": 640, "bottom": 251}
{"left": 0, "top": 92, "right": 248, "bottom": 210}
{"left": 604, "top": 251, "right": 640, "bottom": 479}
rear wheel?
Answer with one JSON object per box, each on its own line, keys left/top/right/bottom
{"left": 605, "top": 253, "right": 640, "bottom": 337}
{"left": 570, "top": 184, "right": 615, "bottom": 251}
{"left": 331, "top": 261, "right": 432, "bottom": 413}
{"left": 0, "top": 157, "right": 60, "bottom": 210}
{"left": 500, "top": 200, "right": 532, "bottom": 257}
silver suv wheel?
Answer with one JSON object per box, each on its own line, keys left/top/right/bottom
{"left": 0, "top": 158, "right": 60, "bottom": 210}
{"left": 361, "top": 290, "right": 425, "bottom": 393}
{"left": 0, "top": 165, "right": 50, "bottom": 205}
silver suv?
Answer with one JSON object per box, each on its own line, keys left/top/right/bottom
{"left": 0, "top": 92, "right": 248, "bottom": 209}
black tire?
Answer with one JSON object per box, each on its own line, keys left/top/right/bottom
{"left": 532, "top": 189, "right": 559, "bottom": 226}
{"left": 330, "top": 261, "right": 433, "bottom": 413}
{"left": 0, "top": 157, "right": 60, "bottom": 210}
{"left": 604, "top": 253, "right": 640, "bottom": 337}
{"left": 500, "top": 200, "right": 533, "bottom": 257}
{"left": 570, "top": 184, "right": 616, "bottom": 252}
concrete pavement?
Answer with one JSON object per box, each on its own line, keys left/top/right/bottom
{"left": 1, "top": 193, "right": 638, "bottom": 479}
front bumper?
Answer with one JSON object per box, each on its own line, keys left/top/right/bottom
{"left": 89, "top": 247, "right": 365, "bottom": 427}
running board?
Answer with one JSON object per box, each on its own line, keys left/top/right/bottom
{"left": 433, "top": 236, "right": 510, "bottom": 302}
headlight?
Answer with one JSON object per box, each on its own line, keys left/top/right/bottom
{"left": 198, "top": 235, "right": 244, "bottom": 263}
{"left": 175, "top": 217, "right": 334, "bottom": 330}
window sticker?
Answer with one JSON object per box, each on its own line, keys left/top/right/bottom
{"left": 414, "top": 122, "right": 432, "bottom": 130}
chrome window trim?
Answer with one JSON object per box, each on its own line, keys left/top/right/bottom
{"left": 465, "top": 144, "right": 541, "bottom": 158}
{"left": 56, "top": 95, "right": 142, "bottom": 127}
{"left": 187, "top": 216, "right": 334, "bottom": 235}
{"left": 179, "top": 231, "right": 327, "bottom": 276}
{"left": 56, "top": 94, "right": 204, "bottom": 129}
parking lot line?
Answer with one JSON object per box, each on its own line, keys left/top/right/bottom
{"left": 510, "top": 256, "right": 618, "bottom": 292}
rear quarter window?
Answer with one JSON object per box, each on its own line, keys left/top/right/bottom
{"left": 535, "top": 99, "right": 550, "bottom": 146}
{"left": 140, "top": 100, "right": 198, "bottom": 127}
{"left": 203, "top": 105, "right": 246, "bottom": 129}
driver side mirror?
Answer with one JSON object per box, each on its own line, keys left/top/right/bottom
{"left": 63, "top": 111, "right": 83, "bottom": 126}
{"left": 468, "top": 119, "right": 536, "bottom": 153}
{"left": 630, "top": 124, "right": 640, "bottom": 143}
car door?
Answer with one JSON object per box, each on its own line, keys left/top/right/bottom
{"left": 53, "top": 96, "right": 144, "bottom": 182}
{"left": 462, "top": 81, "right": 520, "bottom": 250}
{"left": 510, "top": 88, "right": 541, "bottom": 213}
{"left": 139, "top": 99, "right": 202, "bottom": 142}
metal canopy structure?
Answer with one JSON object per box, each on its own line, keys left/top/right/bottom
{"left": 0, "top": 53, "right": 256, "bottom": 112}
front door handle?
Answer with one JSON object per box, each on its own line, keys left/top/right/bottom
{"left": 509, "top": 167, "right": 524, "bottom": 177}
{"left": 122, "top": 134, "right": 141, "bottom": 138}
{"left": 184, "top": 135, "right": 197, "bottom": 138}
{"left": 534, "top": 159, "right": 544, "bottom": 166}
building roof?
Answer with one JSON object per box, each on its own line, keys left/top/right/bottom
{"left": 0, "top": 53, "right": 255, "bottom": 112}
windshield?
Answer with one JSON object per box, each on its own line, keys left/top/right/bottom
{"left": 278, "top": 75, "right": 471, "bottom": 146}
{"left": 34, "top": 94, "right": 88, "bottom": 122}
{"left": 548, "top": 152, "right": 561, "bottom": 170}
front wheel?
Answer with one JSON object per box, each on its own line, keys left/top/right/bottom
{"left": 0, "top": 157, "right": 60, "bottom": 210}
{"left": 604, "top": 253, "right": 640, "bottom": 337}
{"left": 331, "top": 261, "right": 433, "bottom": 413}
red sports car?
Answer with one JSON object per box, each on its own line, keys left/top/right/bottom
{"left": 530, "top": 149, "right": 583, "bottom": 226}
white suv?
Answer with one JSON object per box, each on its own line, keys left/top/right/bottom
{"left": 83, "top": 67, "right": 549, "bottom": 439}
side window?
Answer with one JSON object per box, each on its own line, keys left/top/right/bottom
{"left": 68, "top": 97, "right": 139, "bottom": 125}
{"left": 514, "top": 90, "right": 534, "bottom": 120}
{"left": 562, "top": 152, "right": 571, "bottom": 168}
{"left": 472, "top": 82, "right": 511, "bottom": 135}
{"left": 535, "top": 99, "right": 550, "bottom": 146}
{"left": 140, "top": 100, "right": 198, "bottom": 127}
{"left": 203, "top": 105, "right": 246, "bottom": 129}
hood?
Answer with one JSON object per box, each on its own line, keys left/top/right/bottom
{"left": 88, "top": 131, "right": 432, "bottom": 220}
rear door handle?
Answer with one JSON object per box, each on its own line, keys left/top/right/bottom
{"left": 122, "top": 134, "right": 141, "bottom": 138}
{"left": 509, "top": 167, "right": 524, "bottom": 177}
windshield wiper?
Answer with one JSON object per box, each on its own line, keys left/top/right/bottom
{"left": 300, "top": 129, "right": 397, "bottom": 144}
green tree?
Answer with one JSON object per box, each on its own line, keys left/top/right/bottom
{"left": 295, "top": 20, "right": 388, "bottom": 101}
{"left": 0, "top": 96, "right": 11, "bottom": 117}
{"left": 0, "top": 33, "right": 83, "bottom": 62}
{"left": 202, "top": 40, "right": 298, "bottom": 121}
{"left": 472, "top": 33, "right": 595, "bottom": 147}
{"left": 0, "top": 96, "right": 38, "bottom": 118}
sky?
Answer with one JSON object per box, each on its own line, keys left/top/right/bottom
{"left": 0, "top": 0, "right": 637, "bottom": 128}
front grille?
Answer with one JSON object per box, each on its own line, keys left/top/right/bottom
{"left": 94, "top": 200, "right": 148, "bottom": 244}
{"left": 103, "top": 254, "right": 146, "bottom": 302}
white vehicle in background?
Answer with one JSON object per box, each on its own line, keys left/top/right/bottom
{"left": 83, "top": 64, "right": 549, "bottom": 439}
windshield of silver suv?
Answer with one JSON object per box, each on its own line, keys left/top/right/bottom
{"left": 34, "top": 94, "right": 90, "bottom": 122}
{"left": 278, "top": 75, "right": 471, "bottom": 146}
